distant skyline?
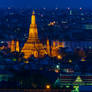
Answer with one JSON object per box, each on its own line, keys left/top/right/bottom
{"left": 0, "top": 0, "right": 92, "bottom": 9}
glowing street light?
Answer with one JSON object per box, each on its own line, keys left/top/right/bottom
{"left": 57, "top": 55, "right": 62, "bottom": 60}
{"left": 55, "top": 69, "right": 59, "bottom": 73}
{"left": 69, "top": 60, "right": 72, "bottom": 63}
{"left": 56, "top": 65, "right": 60, "bottom": 69}
{"left": 46, "top": 84, "right": 51, "bottom": 89}
{"left": 80, "top": 7, "right": 82, "bottom": 10}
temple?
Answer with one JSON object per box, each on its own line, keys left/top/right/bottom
{"left": 8, "top": 40, "right": 20, "bottom": 52}
{"left": 21, "top": 10, "right": 47, "bottom": 59}
{"left": 7, "top": 11, "right": 65, "bottom": 59}
{"left": 11, "top": 40, "right": 15, "bottom": 52}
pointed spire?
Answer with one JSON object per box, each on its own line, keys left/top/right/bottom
{"left": 32, "top": 10, "right": 35, "bottom": 15}
{"left": 31, "top": 10, "right": 36, "bottom": 24}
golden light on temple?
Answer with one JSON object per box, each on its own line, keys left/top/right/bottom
{"left": 31, "top": 10, "right": 36, "bottom": 24}
{"left": 21, "top": 10, "right": 47, "bottom": 59}
{"left": 9, "top": 40, "right": 20, "bottom": 52}
{"left": 51, "top": 41, "right": 57, "bottom": 57}
{"left": 61, "top": 41, "right": 65, "bottom": 48}
{"left": 59, "top": 41, "right": 65, "bottom": 48}
{"left": 16, "top": 40, "right": 20, "bottom": 52}
{"left": 0, "top": 46, "right": 4, "bottom": 50}
{"left": 20, "top": 10, "right": 63, "bottom": 59}
{"left": 50, "top": 41, "right": 62, "bottom": 57}
{"left": 46, "top": 39, "right": 50, "bottom": 56}
{"left": 11, "top": 40, "right": 15, "bottom": 52}
{"left": 55, "top": 69, "right": 59, "bottom": 73}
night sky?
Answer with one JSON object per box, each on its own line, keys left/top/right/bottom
{"left": 0, "top": 0, "right": 92, "bottom": 9}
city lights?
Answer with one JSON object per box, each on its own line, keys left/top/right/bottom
{"left": 56, "top": 65, "right": 60, "bottom": 69}
{"left": 69, "top": 60, "right": 72, "bottom": 63}
{"left": 57, "top": 55, "right": 62, "bottom": 60}
{"left": 48, "top": 21, "right": 56, "bottom": 26}
{"left": 80, "top": 58, "right": 86, "bottom": 62}
{"left": 55, "top": 69, "right": 59, "bottom": 73}
{"left": 46, "top": 84, "right": 51, "bottom": 89}
{"left": 0, "top": 3, "right": 91, "bottom": 91}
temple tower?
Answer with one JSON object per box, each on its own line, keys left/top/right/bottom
{"left": 11, "top": 40, "right": 15, "bottom": 52}
{"left": 46, "top": 39, "right": 51, "bottom": 56}
{"left": 16, "top": 40, "right": 20, "bottom": 52}
{"left": 21, "top": 10, "right": 46, "bottom": 59}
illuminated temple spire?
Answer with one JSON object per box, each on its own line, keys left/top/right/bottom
{"left": 31, "top": 10, "right": 35, "bottom": 24}
{"left": 16, "top": 40, "right": 20, "bottom": 52}
{"left": 21, "top": 10, "right": 47, "bottom": 59}
{"left": 10, "top": 40, "right": 20, "bottom": 52}
{"left": 11, "top": 40, "right": 15, "bottom": 52}
{"left": 28, "top": 10, "right": 38, "bottom": 42}
{"left": 46, "top": 39, "right": 50, "bottom": 56}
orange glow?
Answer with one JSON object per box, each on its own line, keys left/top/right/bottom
{"left": 16, "top": 40, "right": 20, "bottom": 52}
{"left": 51, "top": 41, "right": 56, "bottom": 57}
{"left": 46, "top": 39, "right": 50, "bottom": 56}
{"left": 48, "top": 21, "right": 55, "bottom": 26}
{"left": 81, "top": 58, "right": 86, "bottom": 62}
{"left": 46, "top": 85, "right": 51, "bottom": 89}
{"left": 11, "top": 40, "right": 15, "bottom": 52}
{"left": 59, "top": 41, "right": 65, "bottom": 48}
{"left": 31, "top": 10, "right": 36, "bottom": 24}
{"left": 55, "top": 69, "right": 59, "bottom": 73}
{"left": 57, "top": 55, "right": 62, "bottom": 60}
{"left": 21, "top": 11, "right": 64, "bottom": 59}
{"left": 21, "top": 10, "right": 46, "bottom": 59}
{"left": 0, "top": 46, "right": 4, "bottom": 50}
{"left": 51, "top": 41, "right": 60, "bottom": 57}
{"left": 34, "top": 50, "right": 38, "bottom": 58}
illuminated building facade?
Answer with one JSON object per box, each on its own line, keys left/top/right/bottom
{"left": 16, "top": 40, "right": 20, "bottom": 52}
{"left": 6, "top": 10, "right": 65, "bottom": 59}
{"left": 8, "top": 40, "right": 20, "bottom": 52}
{"left": 55, "top": 74, "right": 92, "bottom": 92}
{"left": 21, "top": 11, "right": 47, "bottom": 59}
{"left": 46, "top": 40, "right": 65, "bottom": 57}
{"left": 51, "top": 41, "right": 59, "bottom": 57}
{"left": 46, "top": 39, "right": 51, "bottom": 56}
{"left": 7, "top": 11, "right": 65, "bottom": 59}
{"left": 10, "top": 40, "right": 16, "bottom": 52}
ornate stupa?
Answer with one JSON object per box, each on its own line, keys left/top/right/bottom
{"left": 21, "top": 10, "right": 47, "bottom": 59}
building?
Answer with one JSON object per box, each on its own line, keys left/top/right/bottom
{"left": 55, "top": 74, "right": 92, "bottom": 92}
{"left": 21, "top": 11, "right": 47, "bottom": 59}
{"left": 6, "top": 10, "right": 64, "bottom": 59}
{"left": 8, "top": 40, "right": 20, "bottom": 52}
